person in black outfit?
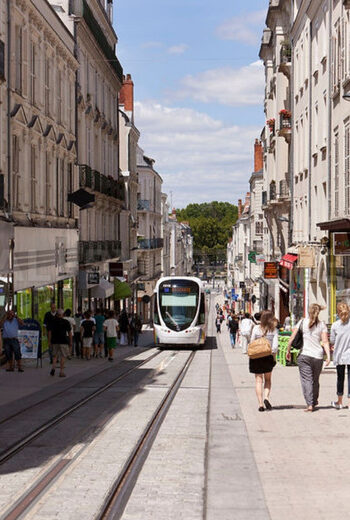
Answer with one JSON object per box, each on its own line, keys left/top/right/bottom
{"left": 48, "top": 309, "right": 72, "bottom": 377}
{"left": 43, "top": 302, "right": 57, "bottom": 363}
{"left": 228, "top": 314, "right": 239, "bottom": 348}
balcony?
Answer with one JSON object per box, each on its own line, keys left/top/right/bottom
{"left": 278, "top": 114, "right": 292, "bottom": 143}
{"left": 79, "top": 165, "right": 125, "bottom": 201}
{"left": 137, "top": 238, "right": 164, "bottom": 250}
{"left": 137, "top": 199, "right": 151, "bottom": 211}
{"left": 79, "top": 240, "right": 121, "bottom": 264}
{"left": 279, "top": 42, "right": 291, "bottom": 78}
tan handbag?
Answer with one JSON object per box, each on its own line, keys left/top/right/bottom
{"left": 247, "top": 336, "right": 272, "bottom": 359}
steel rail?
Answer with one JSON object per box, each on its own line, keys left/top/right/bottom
{"left": 0, "top": 350, "right": 161, "bottom": 466}
{"left": 98, "top": 350, "right": 196, "bottom": 520}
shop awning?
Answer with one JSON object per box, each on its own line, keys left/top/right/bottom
{"left": 280, "top": 253, "right": 298, "bottom": 270}
{"left": 90, "top": 279, "right": 114, "bottom": 299}
{"left": 114, "top": 279, "right": 132, "bottom": 300}
{"left": 317, "top": 218, "right": 350, "bottom": 231}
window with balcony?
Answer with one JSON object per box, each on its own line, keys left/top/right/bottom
{"left": 30, "top": 146, "right": 36, "bottom": 212}
{"left": 45, "top": 152, "right": 51, "bottom": 215}
{"left": 44, "top": 56, "right": 50, "bottom": 116}
{"left": 30, "top": 42, "right": 36, "bottom": 105}
{"left": 15, "top": 26, "right": 22, "bottom": 93}
{"left": 12, "top": 135, "right": 20, "bottom": 210}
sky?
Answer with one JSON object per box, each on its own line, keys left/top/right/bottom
{"left": 114, "top": 0, "right": 267, "bottom": 208}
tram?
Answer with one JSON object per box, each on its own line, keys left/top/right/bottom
{"left": 153, "top": 276, "right": 207, "bottom": 346}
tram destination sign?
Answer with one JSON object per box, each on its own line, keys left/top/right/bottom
{"left": 333, "top": 232, "right": 350, "bottom": 256}
{"left": 264, "top": 262, "right": 278, "bottom": 279}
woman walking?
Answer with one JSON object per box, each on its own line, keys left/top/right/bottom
{"left": 330, "top": 302, "right": 350, "bottom": 409}
{"left": 249, "top": 310, "right": 279, "bottom": 412}
{"left": 287, "top": 303, "right": 330, "bottom": 412}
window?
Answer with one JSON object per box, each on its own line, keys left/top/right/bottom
{"left": 45, "top": 152, "right": 51, "bottom": 215}
{"left": 44, "top": 57, "right": 50, "bottom": 115}
{"left": 30, "top": 42, "right": 36, "bottom": 105}
{"left": 255, "top": 221, "right": 263, "bottom": 236}
{"left": 30, "top": 146, "right": 36, "bottom": 212}
{"left": 335, "top": 131, "right": 339, "bottom": 216}
{"left": 345, "top": 122, "right": 350, "bottom": 214}
{"left": 15, "top": 26, "right": 22, "bottom": 93}
{"left": 12, "top": 135, "right": 20, "bottom": 210}
{"left": 67, "top": 163, "right": 73, "bottom": 218}
{"left": 57, "top": 69, "right": 62, "bottom": 123}
{"left": 86, "top": 127, "right": 91, "bottom": 165}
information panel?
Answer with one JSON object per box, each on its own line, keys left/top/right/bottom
{"left": 18, "top": 330, "right": 39, "bottom": 359}
{"left": 264, "top": 262, "right": 278, "bottom": 279}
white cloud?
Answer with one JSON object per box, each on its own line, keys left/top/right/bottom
{"left": 216, "top": 10, "right": 266, "bottom": 46}
{"left": 167, "top": 44, "right": 189, "bottom": 55}
{"left": 170, "top": 61, "right": 264, "bottom": 107}
{"left": 134, "top": 101, "right": 261, "bottom": 207}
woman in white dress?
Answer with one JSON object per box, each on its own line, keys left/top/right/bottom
{"left": 330, "top": 302, "right": 350, "bottom": 409}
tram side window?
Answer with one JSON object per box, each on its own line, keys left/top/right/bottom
{"left": 153, "top": 296, "right": 160, "bottom": 324}
{"left": 198, "top": 293, "right": 205, "bottom": 324}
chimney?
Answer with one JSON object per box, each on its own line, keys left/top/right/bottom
{"left": 238, "top": 199, "right": 242, "bottom": 218}
{"left": 119, "top": 74, "right": 134, "bottom": 120}
{"left": 254, "top": 139, "right": 263, "bottom": 173}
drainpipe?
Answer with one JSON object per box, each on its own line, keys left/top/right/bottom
{"left": 6, "top": 0, "right": 11, "bottom": 215}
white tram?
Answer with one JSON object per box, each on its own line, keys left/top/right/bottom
{"left": 153, "top": 276, "right": 207, "bottom": 346}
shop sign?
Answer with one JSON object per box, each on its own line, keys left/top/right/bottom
{"left": 333, "top": 232, "right": 350, "bottom": 256}
{"left": 256, "top": 254, "right": 265, "bottom": 264}
{"left": 264, "top": 262, "right": 278, "bottom": 279}
{"left": 298, "top": 247, "right": 316, "bottom": 267}
{"left": 87, "top": 272, "right": 100, "bottom": 285}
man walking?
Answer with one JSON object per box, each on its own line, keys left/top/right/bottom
{"left": 44, "top": 302, "right": 57, "bottom": 363}
{"left": 0, "top": 310, "right": 25, "bottom": 372}
{"left": 48, "top": 309, "right": 72, "bottom": 377}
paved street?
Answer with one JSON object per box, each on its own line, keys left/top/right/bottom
{"left": 0, "top": 299, "right": 349, "bottom": 519}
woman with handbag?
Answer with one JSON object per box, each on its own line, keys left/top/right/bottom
{"left": 329, "top": 302, "right": 350, "bottom": 409}
{"left": 249, "top": 310, "right": 279, "bottom": 412}
{"left": 287, "top": 303, "right": 330, "bottom": 412}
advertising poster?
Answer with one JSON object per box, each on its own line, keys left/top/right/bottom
{"left": 18, "top": 329, "right": 39, "bottom": 359}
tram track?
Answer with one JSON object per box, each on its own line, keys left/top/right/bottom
{"left": 0, "top": 349, "right": 196, "bottom": 520}
{"left": 0, "top": 346, "right": 157, "bottom": 429}
{"left": 0, "top": 349, "right": 162, "bottom": 466}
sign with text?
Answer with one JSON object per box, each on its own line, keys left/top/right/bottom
{"left": 87, "top": 272, "right": 100, "bottom": 285}
{"left": 298, "top": 246, "right": 315, "bottom": 267}
{"left": 109, "top": 262, "right": 123, "bottom": 277}
{"left": 333, "top": 232, "right": 350, "bottom": 256}
{"left": 264, "top": 261, "right": 278, "bottom": 279}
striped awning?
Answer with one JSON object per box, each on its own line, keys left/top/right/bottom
{"left": 280, "top": 254, "right": 298, "bottom": 270}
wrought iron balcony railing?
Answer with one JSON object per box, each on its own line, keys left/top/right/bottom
{"left": 137, "top": 238, "right": 164, "bottom": 250}
{"left": 79, "top": 165, "right": 125, "bottom": 201}
{"left": 137, "top": 199, "right": 151, "bottom": 211}
{"left": 79, "top": 240, "right": 122, "bottom": 264}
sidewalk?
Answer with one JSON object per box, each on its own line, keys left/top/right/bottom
{"left": 218, "top": 322, "right": 348, "bottom": 520}
{"left": 0, "top": 330, "right": 154, "bottom": 411}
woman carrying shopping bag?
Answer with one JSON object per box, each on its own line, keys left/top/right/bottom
{"left": 287, "top": 303, "right": 330, "bottom": 412}
{"left": 249, "top": 310, "right": 279, "bottom": 412}
{"left": 329, "top": 302, "right": 350, "bottom": 409}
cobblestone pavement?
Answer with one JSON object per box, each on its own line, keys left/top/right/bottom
{"left": 218, "top": 302, "right": 350, "bottom": 520}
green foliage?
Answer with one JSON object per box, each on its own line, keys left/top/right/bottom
{"left": 176, "top": 201, "right": 238, "bottom": 259}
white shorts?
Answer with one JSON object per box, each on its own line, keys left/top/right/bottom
{"left": 82, "top": 337, "right": 93, "bottom": 349}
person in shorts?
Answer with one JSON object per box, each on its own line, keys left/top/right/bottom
{"left": 93, "top": 309, "right": 105, "bottom": 358}
{"left": 48, "top": 309, "right": 72, "bottom": 377}
{"left": 104, "top": 310, "right": 119, "bottom": 361}
{"left": 0, "top": 310, "right": 25, "bottom": 372}
{"left": 80, "top": 311, "right": 96, "bottom": 360}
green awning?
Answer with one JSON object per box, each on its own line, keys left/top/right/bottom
{"left": 114, "top": 279, "right": 132, "bottom": 300}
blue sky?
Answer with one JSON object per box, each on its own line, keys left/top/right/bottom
{"left": 114, "top": 0, "right": 267, "bottom": 208}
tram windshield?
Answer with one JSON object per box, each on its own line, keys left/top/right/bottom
{"left": 159, "top": 280, "right": 199, "bottom": 331}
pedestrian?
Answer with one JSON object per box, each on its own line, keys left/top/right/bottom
{"left": 283, "top": 315, "right": 291, "bottom": 332}
{"left": 93, "top": 309, "right": 105, "bottom": 358}
{"left": 240, "top": 313, "right": 254, "bottom": 354}
{"left": 287, "top": 303, "right": 330, "bottom": 412}
{"left": 0, "top": 310, "right": 25, "bottom": 372}
{"left": 104, "top": 310, "right": 119, "bottom": 361}
{"left": 249, "top": 310, "right": 279, "bottom": 411}
{"left": 80, "top": 311, "right": 96, "bottom": 360}
{"left": 130, "top": 313, "right": 142, "bottom": 347}
{"left": 119, "top": 310, "right": 129, "bottom": 345}
{"left": 329, "top": 302, "right": 350, "bottom": 409}
{"left": 228, "top": 314, "right": 239, "bottom": 347}
{"left": 73, "top": 307, "right": 83, "bottom": 358}
{"left": 215, "top": 314, "right": 222, "bottom": 333}
{"left": 48, "top": 309, "right": 72, "bottom": 377}
{"left": 43, "top": 302, "right": 57, "bottom": 363}
{"left": 63, "top": 309, "right": 75, "bottom": 359}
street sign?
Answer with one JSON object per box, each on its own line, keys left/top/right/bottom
{"left": 264, "top": 262, "right": 278, "bottom": 279}
{"left": 333, "top": 232, "right": 350, "bottom": 256}
{"left": 87, "top": 272, "right": 100, "bottom": 285}
{"left": 248, "top": 251, "right": 257, "bottom": 263}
